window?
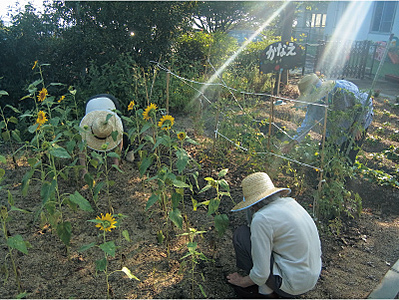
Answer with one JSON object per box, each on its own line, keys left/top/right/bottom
{"left": 305, "top": 13, "right": 327, "bottom": 28}
{"left": 311, "top": 13, "right": 326, "bottom": 28}
{"left": 371, "top": 1, "right": 397, "bottom": 33}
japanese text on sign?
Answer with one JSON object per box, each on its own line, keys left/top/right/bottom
{"left": 259, "top": 41, "right": 304, "bottom": 73}
{"left": 265, "top": 42, "right": 297, "bottom": 61}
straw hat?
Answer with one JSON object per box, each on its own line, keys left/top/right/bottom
{"left": 231, "top": 172, "right": 291, "bottom": 212}
{"left": 297, "top": 74, "right": 335, "bottom": 104}
{"left": 80, "top": 110, "right": 123, "bottom": 151}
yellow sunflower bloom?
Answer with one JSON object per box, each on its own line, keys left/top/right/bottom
{"left": 142, "top": 103, "right": 157, "bottom": 120}
{"left": 36, "top": 111, "right": 48, "bottom": 130}
{"left": 95, "top": 213, "right": 117, "bottom": 232}
{"left": 177, "top": 132, "right": 186, "bottom": 141}
{"left": 158, "top": 115, "right": 175, "bottom": 130}
{"left": 57, "top": 95, "right": 65, "bottom": 103}
{"left": 127, "top": 100, "right": 135, "bottom": 111}
{"left": 32, "top": 60, "right": 38, "bottom": 70}
{"left": 38, "top": 87, "right": 48, "bottom": 102}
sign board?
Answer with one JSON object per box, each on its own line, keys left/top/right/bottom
{"left": 260, "top": 41, "right": 304, "bottom": 74}
{"left": 374, "top": 41, "right": 387, "bottom": 61}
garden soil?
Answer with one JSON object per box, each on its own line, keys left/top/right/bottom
{"left": 1, "top": 81, "right": 399, "bottom": 299}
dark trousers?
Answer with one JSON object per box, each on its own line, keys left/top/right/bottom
{"left": 324, "top": 128, "right": 368, "bottom": 165}
{"left": 339, "top": 129, "right": 367, "bottom": 165}
{"left": 233, "top": 225, "right": 294, "bottom": 298}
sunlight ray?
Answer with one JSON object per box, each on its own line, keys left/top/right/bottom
{"left": 193, "top": 1, "right": 291, "bottom": 103}
{"left": 317, "top": 1, "right": 373, "bottom": 77}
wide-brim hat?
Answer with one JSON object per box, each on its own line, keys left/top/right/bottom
{"left": 231, "top": 172, "right": 291, "bottom": 212}
{"left": 297, "top": 74, "right": 335, "bottom": 105}
{"left": 80, "top": 110, "right": 123, "bottom": 151}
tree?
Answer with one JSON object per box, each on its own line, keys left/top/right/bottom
{"left": 59, "top": 1, "right": 194, "bottom": 67}
{"left": 0, "top": 1, "right": 195, "bottom": 105}
{"left": 0, "top": 3, "right": 59, "bottom": 101}
{"left": 191, "top": 1, "right": 257, "bottom": 33}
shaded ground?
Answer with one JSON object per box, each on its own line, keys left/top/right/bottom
{"left": 1, "top": 81, "right": 399, "bottom": 299}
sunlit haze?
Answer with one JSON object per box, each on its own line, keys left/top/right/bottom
{"left": 316, "top": 1, "right": 373, "bottom": 76}
{"left": 194, "top": 1, "right": 290, "bottom": 103}
{"left": 0, "top": 0, "right": 45, "bottom": 24}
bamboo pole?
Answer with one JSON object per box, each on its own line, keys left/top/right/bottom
{"left": 142, "top": 69, "right": 149, "bottom": 106}
{"left": 268, "top": 96, "right": 274, "bottom": 150}
{"left": 166, "top": 72, "right": 170, "bottom": 114}
{"left": 268, "top": 75, "right": 278, "bottom": 150}
{"left": 314, "top": 105, "right": 329, "bottom": 219}
{"left": 212, "top": 110, "right": 220, "bottom": 155}
{"left": 277, "top": 69, "right": 282, "bottom": 96}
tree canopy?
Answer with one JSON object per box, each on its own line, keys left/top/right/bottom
{"left": 0, "top": 1, "right": 297, "bottom": 109}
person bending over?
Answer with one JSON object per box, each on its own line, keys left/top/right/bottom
{"left": 282, "top": 73, "right": 373, "bottom": 164}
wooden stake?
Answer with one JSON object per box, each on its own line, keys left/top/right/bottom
{"left": 166, "top": 72, "right": 170, "bottom": 114}
{"left": 277, "top": 70, "right": 282, "bottom": 96}
{"left": 143, "top": 69, "right": 149, "bottom": 106}
{"left": 314, "top": 105, "right": 328, "bottom": 218}
{"left": 268, "top": 96, "right": 274, "bottom": 151}
{"left": 212, "top": 110, "right": 220, "bottom": 155}
{"left": 268, "top": 75, "right": 278, "bottom": 150}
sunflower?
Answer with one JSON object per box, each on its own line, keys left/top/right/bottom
{"left": 177, "top": 131, "right": 186, "bottom": 141}
{"left": 38, "top": 87, "right": 48, "bottom": 102}
{"left": 127, "top": 100, "right": 135, "bottom": 111}
{"left": 142, "top": 103, "right": 157, "bottom": 120}
{"left": 36, "top": 111, "right": 48, "bottom": 130}
{"left": 57, "top": 95, "right": 65, "bottom": 103}
{"left": 95, "top": 213, "right": 117, "bottom": 232}
{"left": 32, "top": 60, "right": 38, "bottom": 70}
{"left": 158, "top": 115, "right": 175, "bottom": 130}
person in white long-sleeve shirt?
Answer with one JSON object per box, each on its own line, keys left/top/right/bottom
{"left": 227, "top": 172, "right": 322, "bottom": 298}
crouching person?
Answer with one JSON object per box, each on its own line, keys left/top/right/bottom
{"left": 227, "top": 172, "right": 322, "bottom": 298}
{"left": 79, "top": 94, "right": 126, "bottom": 178}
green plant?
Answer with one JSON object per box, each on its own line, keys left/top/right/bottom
{"left": 196, "top": 168, "right": 231, "bottom": 237}
{"left": 0, "top": 91, "right": 22, "bottom": 166}
{"left": 313, "top": 145, "right": 362, "bottom": 223}
{"left": 80, "top": 212, "right": 139, "bottom": 298}
{"left": 374, "top": 126, "right": 385, "bottom": 135}
{"left": 0, "top": 155, "right": 31, "bottom": 296}
{"left": 355, "top": 160, "right": 399, "bottom": 189}
{"left": 135, "top": 103, "right": 200, "bottom": 253}
{"left": 179, "top": 228, "right": 210, "bottom": 298}
{"left": 365, "top": 134, "right": 381, "bottom": 145}
{"left": 383, "top": 109, "right": 391, "bottom": 117}
{"left": 279, "top": 161, "right": 306, "bottom": 193}
{"left": 383, "top": 145, "right": 399, "bottom": 162}
{"left": 328, "top": 217, "right": 343, "bottom": 236}
{"left": 17, "top": 62, "right": 94, "bottom": 249}
{"left": 389, "top": 130, "right": 399, "bottom": 142}
{"left": 82, "top": 141, "right": 123, "bottom": 213}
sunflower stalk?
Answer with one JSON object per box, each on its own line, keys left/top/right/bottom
{"left": 0, "top": 195, "right": 31, "bottom": 296}
{"left": 0, "top": 105, "right": 18, "bottom": 166}
{"left": 1, "top": 209, "right": 22, "bottom": 294}
{"left": 81, "top": 213, "right": 139, "bottom": 298}
{"left": 102, "top": 151, "right": 113, "bottom": 213}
